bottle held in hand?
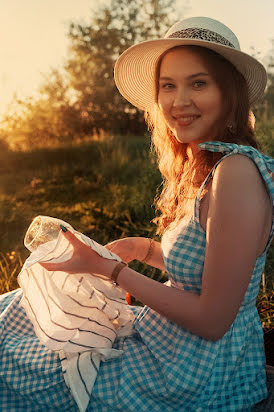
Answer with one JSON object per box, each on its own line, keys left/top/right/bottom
{"left": 24, "top": 215, "right": 73, "bottom": 252}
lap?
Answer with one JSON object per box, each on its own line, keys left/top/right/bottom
{"left": 0, "top": 288, "right": 77, "bottom": 410}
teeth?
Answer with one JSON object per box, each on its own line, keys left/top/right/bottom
{"left": 176, "top": 116, "right": 197, "bottom": 121}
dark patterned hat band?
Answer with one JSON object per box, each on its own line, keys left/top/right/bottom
{"left": 167, "top": 28, "right": 235, "bottom": 49}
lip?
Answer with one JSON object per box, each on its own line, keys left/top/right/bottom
{"left": 173, "top": 114, "right": 200, "bottom": 126}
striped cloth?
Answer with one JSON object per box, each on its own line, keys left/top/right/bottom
{"left": 17, "top": 228, "right": 134, "bottom": 411}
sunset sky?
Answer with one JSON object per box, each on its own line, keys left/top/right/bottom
{"left": 0, "top": 0, "right": 273, "bottom": 116}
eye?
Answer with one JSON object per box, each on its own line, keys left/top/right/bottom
{"left": 159, "top": 82, "right": 175, "bottom": 90}
{"left": 193, "top": 80, "right": 206, "bottom": 89}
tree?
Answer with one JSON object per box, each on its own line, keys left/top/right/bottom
{"left": 2, "top": 0, "right": 182, "bottom": 148}
{"left": 65, "top": 0, "right": 178, "bottom": 134}
{"left": 254, "top": 39, "right": 274, "bottom": 122}
{"left": 1, "top": 70, "right": 81, "bottom": 149}
{"left": 252, "top": 40, "right": 274, "bottom": 157}
{"left": 263, "top": 39, "right": 274, "bottom": 120}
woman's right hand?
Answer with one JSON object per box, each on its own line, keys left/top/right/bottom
{"left": 105, "top": 237, "right": 151, "bottom": 263}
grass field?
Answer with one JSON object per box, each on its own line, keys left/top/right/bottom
{"left": 0, "top": 133, "right": 273, "bottom": 328}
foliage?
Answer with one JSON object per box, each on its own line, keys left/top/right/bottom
{"left": 263, "top": 40, "right": 274, "bottom": 119}
{"left": 0, "top": 252, "right": 23, "bottom": 293}
{"left": 0, "top": 70, "right": 81, "bottom": 150}
{"left": 1, "top": 0, "right": 179, "bottom": 149}
{"left": 254, "top": 38, "right": 274, "bottom": 122}
{"left": 65, "top": 0, "right": 178, "bottom": 135}
{"left": 0, "top": 135, "right": 160, "bottom": 254}
{"left": 256, "top": 120, "right": 274, "bottom": 157}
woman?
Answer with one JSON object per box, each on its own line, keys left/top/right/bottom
{"left": 1, "top": 16, "right": 273, "bottom": 411}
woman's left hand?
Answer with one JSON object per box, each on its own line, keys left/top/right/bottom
{"left": 40, "top": 229, "right": 114, "bottom": 278}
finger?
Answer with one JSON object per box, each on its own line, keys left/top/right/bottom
{"left": 105, "top": 243, "right": 115, "bottom": 251}
{"left": 60, "top": 227, "right": 84, "bottom": 249}
{"left": 105, "top": 245, "right": 122, "bottom": 258}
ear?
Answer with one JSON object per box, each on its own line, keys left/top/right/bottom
{"left": 248, "top": 111, "right": 256, "bottom": 130}
{"left": 226, "top": 121, "right": 236, "bottom": 133}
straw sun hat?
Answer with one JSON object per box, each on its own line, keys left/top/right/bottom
{"left": 114, "top": 16, "right": 267, "bottom": 110}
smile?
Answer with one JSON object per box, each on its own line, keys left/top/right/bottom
{"left": 173, "top": 115, "right": 200, "bottom": 126}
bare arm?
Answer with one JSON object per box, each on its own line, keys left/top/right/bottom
{"left": 105, "top": 237, "right": 166, "bottom": 271}
{"left": 141, "top": 238, "right": 166, "bottom": 271}
{"left": 198, "top": 154, "right": 272, "bottom": 338}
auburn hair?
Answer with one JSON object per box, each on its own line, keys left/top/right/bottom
{"left": 145, "top": 45, "right": 258, "bottom": 235}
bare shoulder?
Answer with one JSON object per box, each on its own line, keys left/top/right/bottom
{"left": 213, "top": 153, "right": 263, "bottom": 185}
{"left": 208, "top": 153, "right": 272, "bottom": 256}
{"left": 211, "top": 154, "right": 270, "bottom": 204}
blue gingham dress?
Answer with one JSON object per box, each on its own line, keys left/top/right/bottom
{"left": 0, "top": 141, "right": 273, "bottom": 411}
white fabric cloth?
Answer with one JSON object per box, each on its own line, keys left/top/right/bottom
{"left": 17, "top": 221, "right": 134, "bottom": 411}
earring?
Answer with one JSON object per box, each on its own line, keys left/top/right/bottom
{"left": 227, "top": 122, "right": 235, "bottom": 133}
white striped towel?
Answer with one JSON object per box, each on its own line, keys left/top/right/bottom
{"left": 17, "top": 220, "right": 134, "bottom": 411}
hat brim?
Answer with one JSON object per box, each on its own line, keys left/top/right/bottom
{"left": 114, "top": 38, "right": 267, "bottom": 110}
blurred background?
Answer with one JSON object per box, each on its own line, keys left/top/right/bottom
{"left": 0, "top": 0, "right": 273, "bottom": 334}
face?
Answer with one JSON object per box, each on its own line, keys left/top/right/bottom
{"left": 158, "top": 47, "right": 223, "bottom": 149}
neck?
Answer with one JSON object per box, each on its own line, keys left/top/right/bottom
{"left": 186, "top": 143, "right": 200, "bottom": 161}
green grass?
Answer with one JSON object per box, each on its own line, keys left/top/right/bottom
{"left": 0, "top": 132, "right": 273, "bottom": 327}
{"left": 0, "top": 135, "right": 160, "bottom": 252}
{"left": 0, "top": 251, "right": 23, "bottom": 294}
{"left": 256, "top": 120, "right": 274, "bottom": 157}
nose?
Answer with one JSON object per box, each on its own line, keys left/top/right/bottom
{"left": 173, "top": 86, "right": 192, "bottom": 108}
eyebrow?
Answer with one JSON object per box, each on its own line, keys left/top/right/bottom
{"left": 159, "top": 72, "right": 210, "bottom": 81}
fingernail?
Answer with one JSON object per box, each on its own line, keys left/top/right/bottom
{"left": 60, "top": 224, "right": 68, "bottom": 232}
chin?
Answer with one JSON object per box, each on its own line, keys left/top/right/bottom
{"left": 174, "top": 132, "right": 212, "bottom": 145}
{"left": 174, "top": 135, "right": 198, "bottom": 144}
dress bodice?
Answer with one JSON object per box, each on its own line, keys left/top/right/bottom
{"left": 161, "top": 141, "right": 274, "bottom": 309}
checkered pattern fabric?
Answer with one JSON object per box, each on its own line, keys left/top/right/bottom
{"left": 0, "top": 288, "right": 78, "bottom": 410}
{"left": 0, "top": 141, "right": 273, "bottom": 411}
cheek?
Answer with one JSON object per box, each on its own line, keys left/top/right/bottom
{"left": 203, "top": 91, "right": 223, "bottom": 119}
{"left": 158, "top": 100, "right": 171, "bottom": 121}
{"left": 158, "top": 91, "right": 172, "bottom": 111}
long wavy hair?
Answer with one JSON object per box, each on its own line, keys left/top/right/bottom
{"left": 145, "top": 45, "right": 258, "bottom": 235}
